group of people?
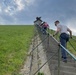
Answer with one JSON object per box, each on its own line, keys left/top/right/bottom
{"left": 34, "top": 17, "right": 49, "bottom": 34}
{"left": 34, "top": 17, "right": 72, "bottom": 63}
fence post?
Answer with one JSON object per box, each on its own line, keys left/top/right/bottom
{"left": 46, "top": 29, "right": 49, "bottom": 51}
{"left": 58, "top": 47, "right": 60, "bottom": 75}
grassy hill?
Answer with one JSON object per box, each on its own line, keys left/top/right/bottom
{"left": 0, "top": 25, "right": 76, "bottom": 75}
{"left": 0, "top": 25, "right": 34, "bottom": 75}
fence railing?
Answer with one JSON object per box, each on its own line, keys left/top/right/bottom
{"left": 30, "top": 25, "right": 76, "bottom": 75}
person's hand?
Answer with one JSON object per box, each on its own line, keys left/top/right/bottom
{"left": 58, "top": 42, "right": 60, "bottom": 46}
{"left": 53, "top": 34, "right": 55, "bottom": 37}
{"left": 70, "top": 35, "right": 72, "bottom": 39}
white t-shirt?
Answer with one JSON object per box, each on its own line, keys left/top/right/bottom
{"left": 57, "top": 24, "right": 68, "bottom": 34}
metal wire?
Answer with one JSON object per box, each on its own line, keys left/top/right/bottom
{"left": 69, "top": 41, "right": 76, "bottom": 51}
{"left": 32, "top": 25, "right": 76, "bottom": 75}
{"left": 50, "top": 32, "right": 76, "bottom": 60}
{"left": 33, "top": 51, "right": 58, "bottom": 75}
{"left": 72, "top": 38, "right": 76, "bottom": 42}
{"left": 30, "top": 35, "right": 48, "bottom": 54}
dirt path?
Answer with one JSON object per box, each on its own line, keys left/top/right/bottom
{"left": 19, "top": 35, "right": 51, "bottom": 75}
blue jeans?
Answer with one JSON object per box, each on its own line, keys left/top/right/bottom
{"left": 60, "top": 33, "right": 69, "bottom": 59}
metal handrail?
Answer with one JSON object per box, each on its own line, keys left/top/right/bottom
{"left": 37, "top": 25, "right": 76, "bottom": 60}
{"left": 48, "top": 32, "right": 76, "bottom": 61}
{"left": 33, "top": 25, "right": 76, "bottom": 75}
{"left": 30, "top": 35, "right": 48, "bottom": 54}
{"left": 60, "top": 44, "right": 76, "bottom": 60}
{"left": 33, "top": 25, "right": 60, "bottom": 75}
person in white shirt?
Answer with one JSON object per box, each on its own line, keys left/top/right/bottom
{"left": 53, "top": 20, "right": 72, "bottom": 62}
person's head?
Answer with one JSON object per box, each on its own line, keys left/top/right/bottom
{"left": 54, "top": 20, "right": 60, "bottom": 26}
{"left": 43, "top": 22, "right": 45, "bottom": 24}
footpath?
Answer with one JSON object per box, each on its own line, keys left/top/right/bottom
{"left": 20, "top": 34, "right": 51, "bottom": 75}
{"left": 20, "top": 29, "right": 76, "bottom": 75}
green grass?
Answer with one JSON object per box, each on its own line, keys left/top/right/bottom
{"left": 0, "top": 25, "right": 34, "bottom": 75}
{"left": 0, "top": 26, "right": 76, "bottom": 75}
{"left": 67, "top": 38, "right": 76, "bottom": 55}
{"left": 38, "top": 72, "right": 44, "bottom": 75}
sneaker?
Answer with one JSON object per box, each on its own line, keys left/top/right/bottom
{"left": 63, "top": 59, "right": 67, "bottom": 63}
{"left": 61, "top": 56, "right": 64, "bottom": 58}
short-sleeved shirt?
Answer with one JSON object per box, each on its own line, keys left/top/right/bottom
{"left": 57, "top": 24, "right": 68, "bottom": 34}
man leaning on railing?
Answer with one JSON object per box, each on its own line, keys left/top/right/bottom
{"left": 53, "top": 20, "right": 72, "bottom": 63}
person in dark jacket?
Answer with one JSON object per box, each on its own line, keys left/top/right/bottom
{"left": 42, "top": 22, "right": 49, "bottom": 34}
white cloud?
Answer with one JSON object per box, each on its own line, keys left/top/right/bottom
{"left": 14, "top": 0, "right": 24, "bottom": 11}
{"left": 5, "top": 6, "right": 12, "bottom": 14}
{"left": 3, "top": 0, "right": 24, "bottom": 15}
{"left": 66, "top": 19, "right": 76, "bottom": 35}
{"left": 70, "top": 28, "right": 76, "bottom": 36}
{"left": 67, "top": 18, "right": 76, "bottom": 28}
{"left": 25, "top": 0, "right": 36, "bottom": 6}
{"left": 2, "top": 0, "right": 36, "bottom": 15}
{"left": 0, "top": 6, "right": 2, "bottom": 12}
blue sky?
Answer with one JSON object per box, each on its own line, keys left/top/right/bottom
{"left": 0, "top": 0, "right": 76, "bottom": 35}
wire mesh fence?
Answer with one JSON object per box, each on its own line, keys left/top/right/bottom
{"left": 29, "top": 25, "right": 76, "bottom": 75}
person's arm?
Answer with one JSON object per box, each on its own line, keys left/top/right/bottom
{"left": 67, "top": 28, "right": 72, "bottom": 38}
{"left": 47, "top": 24, "right": 49, "bottom": 28}
{"left": 53, "top": 27, "right": 60, "bottom": 36}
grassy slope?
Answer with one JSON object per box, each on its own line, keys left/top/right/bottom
{"left": 50, "top": 29, "right": 76, "bottom": 55}
{"left": 0, "top": 25, "right": 34, "bottom": 75}
{"left": 67, "top": 38, "right": 76, "bottom": 55}
{"left": 0, "top": 26, "right": 76, "bottom": 75}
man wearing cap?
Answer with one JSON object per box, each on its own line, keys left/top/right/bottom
{"left": 53, "top": 20, "right": 72, "bottom": 62}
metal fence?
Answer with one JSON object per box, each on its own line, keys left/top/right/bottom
{"left": 29, "top": 25, "right": 76, "bottom": 75}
